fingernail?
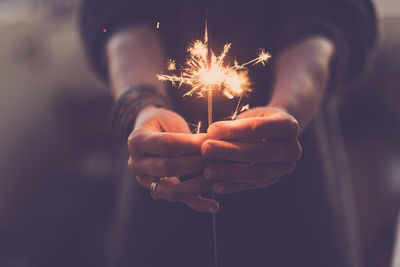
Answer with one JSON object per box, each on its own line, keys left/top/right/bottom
{"left": 206, "top": 168, "right": 216, "bottom": 179}
{"left": 214, "top": 184, "right": 224, "bottom": 193}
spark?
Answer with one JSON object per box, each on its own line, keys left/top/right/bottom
{"left": 196, "top": 121, "right": 202, "bottom": 134}
{"left": 189, "top": 121, "right": 202, "bottom": 134}
{"left": 231, "top": 95, "right": 251, "bottom": 120}
{"left": 167, "top": 59, "right": 176, "bottom": 71}
{"left": 240, "top": 104, "right": 250, "bottom": 112}
{"left": 157, "top": 22, "right": 270, "bottom": 99}
{"left": 156, "top": 22, "right": 160, "bottom": 29}
{"left": 237, "top": 49, "right": 271, "bottom": 67}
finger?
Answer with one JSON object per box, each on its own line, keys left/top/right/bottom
{"left": 157, "top": 176, "right": 212, "bottom": 202}
{"left": 144, "top": 176, "right": 212, "bottom": 202}
{"left": 204, "top": 162, "right": 296, "bottom": 183}
{"left": 135, "top": 174, "right": 218, "bottom": 213}
{"left": 236, "top": 106, "right": 285, "bottom": 120}
{"left": 135, "top": 175, "right": 212, "bottom": 202}
{"left": 128, "top": 129, "right": 207, "bottom": 156}
{"left": 135, "top": 174, "right": 159, "bottom": 189}
{"left": 184, "top": 196, "right": 220, "bottom": 213}
{"left": 212, "top": 178, "right": 280, "bottom": 194}
{"left": 133, "top": 155, "right": 208, "bottom": 177}
{"left": 202, "top": 139, "right": 302, "bottom": 163}
{"left": 207, "top": 116, "right": 298, "bottom": 141}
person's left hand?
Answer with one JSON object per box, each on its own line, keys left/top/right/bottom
{"left": 201, "top": 107, "right": 302, "bottom": 194}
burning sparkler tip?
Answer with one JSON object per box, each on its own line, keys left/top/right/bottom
{"left": 256, "top": 49, "right": 271, "bottom": 66}
{"left": 158, "top": 20, "right": 270, "bottom": 101}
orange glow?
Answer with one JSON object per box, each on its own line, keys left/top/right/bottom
{"left": 240, "top": 104, "right": 250, "bottom": 112}
{"left": 157, "top": 21, "right": 270, "bottom": 99}
{"left": 167, "top": 59, "right": 176, "bottom": 71}
{"left": 231, "top": 104, "right": 250, "bottom": 120}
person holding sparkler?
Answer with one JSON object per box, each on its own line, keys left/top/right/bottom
{"left": 80, "top": 0, "right": 376, "bottom": 266}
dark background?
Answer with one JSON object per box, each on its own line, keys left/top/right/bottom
{"left": 0, "top": 0, "right": 399, "bottom": 266}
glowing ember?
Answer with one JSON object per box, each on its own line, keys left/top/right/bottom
{"left": 231, "top": 96, "right": 251, "bottom": 120}
{"left": 167, "top": 59, "right": 176, "bottom": 71}
{"left": 196, "top": 121, "right": 202, "bottom": 134}
{"left": 240, "top": 104, "right": 250, "bottom": 112}
{"left": 157, "top": 22, "right": 270, "bottom": 99}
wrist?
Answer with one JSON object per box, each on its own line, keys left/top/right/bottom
{"left": 110, "top": 84, "right": 173, "bottom": 144}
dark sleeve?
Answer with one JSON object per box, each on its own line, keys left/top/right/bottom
{"left": 79, "top": 0, "right": 161, "bottom": 82}
{"left": 276, "top": 0, "right": 377, "bottom": 89}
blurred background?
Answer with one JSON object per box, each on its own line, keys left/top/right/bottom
{"left": 0, "top": 0, "right": 398, "bottom": 266}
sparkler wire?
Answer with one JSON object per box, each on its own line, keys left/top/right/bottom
{"left": 206, "top": 2, "right": 219, "bottom": 265}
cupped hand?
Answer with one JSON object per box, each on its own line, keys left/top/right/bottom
{"left": 127, "top": 106, "right": 219, "bottom": 213}
{"left": 201, "top": 107, "right": 302, "bottom": 194}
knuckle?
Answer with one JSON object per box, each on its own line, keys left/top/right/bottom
{"left": 295, "top": 141, "right": 303, "bottom": 160}
{"left": 127, "top": 133, "right": 135, "bottom": 147}
{"left": 203, "top": 142, "right": 216, "bottom": 156}
{"left": 127, "top": 157, "right": 135, "bottom": 174}
{"left": 207, "top": 124, "right": 221, "bottom": 138}
{"left": 208, "top": 123, "right": 220, "bottom": 133}
{"left": 132, "top": 158, "right": 146, "bottom": 175}
{"left": 286, "top": 141, "right": 303, "bottom": 161}
{"left": 156, "top": 159, "right": 173, "bottom": 175}
{"left": 158, "top": 134, "right": 172, "bottom": 154}
{"left": 128, "top": 129, "right": 144, "bottom": 154}
{"left": 277, "top": 116, "right": 298, "bottom": 137}
{"left": 286, "top": 117, "right": 299, "bottom": 135}
{"left": 210, "top": 122, "right": 231, "bottom": 139}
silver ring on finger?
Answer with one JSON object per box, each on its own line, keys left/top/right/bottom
{"left": 150, "top": 179, "right": 161, "bottom": 200}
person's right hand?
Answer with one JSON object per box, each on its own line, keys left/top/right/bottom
{"left": 127, "top": 105, "right": 220, "bottom": 213}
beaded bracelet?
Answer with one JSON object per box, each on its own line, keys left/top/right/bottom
{"left": 110, "top": 84, "right": 173, "bottom": 143}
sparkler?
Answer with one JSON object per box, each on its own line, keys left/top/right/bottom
{"left": 157, "top": 20, "right": 270, "bottom": 267}
{"left": 157, "top": 27, "right": 270, "bottom": 101}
